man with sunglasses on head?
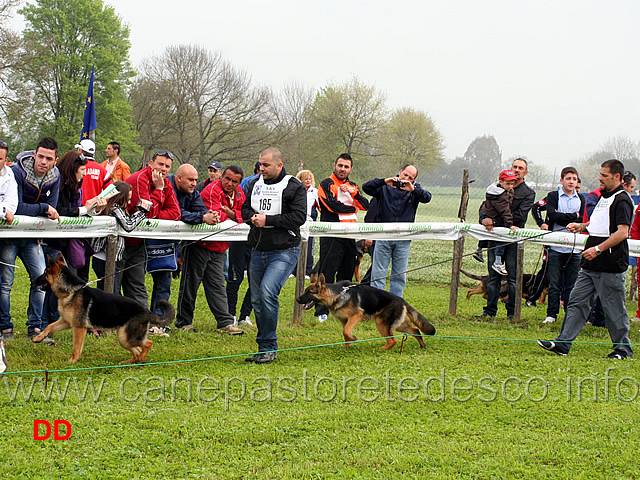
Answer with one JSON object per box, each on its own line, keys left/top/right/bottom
{"left": 121, "top": 149, "right": 181, "bottom": 308}
{"left": 0, "top": 137, "right": 59, "bottom": 342}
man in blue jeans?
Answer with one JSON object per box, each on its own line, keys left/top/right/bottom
{"left": 531, "top": 166, "right": 584, "bottom": 324}
{"left": 0, "top": 137, "right": 60, "bottom": 342}
{"left": 362, "top": 164, "right": 431, "bottom": 297}
{"left": 241, "top": 147, "right": 306, "bottom": 364}
{"left": 476, "top": 158, "right": 535, "bottom": 319}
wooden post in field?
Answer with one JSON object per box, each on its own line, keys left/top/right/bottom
{"left": 513, "top": 242, "right": 525, "bottom": 322}
{"left": 449, "top": 169, "right": 469, "bottom": 315}
{"left": 104, "top": 234, "right": 118, "bottom": 294}
{"left": 292, "top": 238, "right": 308, "bottom": 325}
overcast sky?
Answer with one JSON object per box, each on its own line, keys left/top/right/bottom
{"left": 24, "top": 0, "right": 640, "bottom": 168}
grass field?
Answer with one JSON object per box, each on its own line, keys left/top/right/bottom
{"left": 2, "top": 227, "right": 639, "bottom": 478}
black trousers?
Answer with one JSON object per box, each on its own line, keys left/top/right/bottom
{"left": 315, "top": 237, "right": 357, "bottom": 316}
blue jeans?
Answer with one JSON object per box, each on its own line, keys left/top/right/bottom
{"left": 0, "top": 239, "right": 46, "bottom": 331}
{"left": 150, "top": 271, "right": 173, "bottom": 316}
{"left": 484, "top": 241, "right": 517, "bottom": 316}
{"left": 370, "top": 240, "right": 411, "bottom": 297}
{"left": 546, "top": 249, "right": 581, "bottom": 319}
{"left": 249, "top": 246, "right": 299, "bottom": 353}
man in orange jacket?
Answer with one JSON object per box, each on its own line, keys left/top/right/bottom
{"left": 315, "top": 153, "right": 369, "bottom": 321}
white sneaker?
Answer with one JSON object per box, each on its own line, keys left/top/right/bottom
{"left": 542, "top": 316, "right": 556, "bottom": 324}
{"left": 317, "top": 314, "right": 328, "bottom": 322}
{"left": 238, "top": 316, "right": 253, "bottom": 326}
{"left": 491, "top": 263, "right": 508, "bottom": 275}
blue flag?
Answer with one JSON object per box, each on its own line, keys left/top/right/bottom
{"left": 80, "top": 66, "right": 97, "bottom": 140}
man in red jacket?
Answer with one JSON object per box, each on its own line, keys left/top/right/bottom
{"left": 175, "top": 166, "right": 245, "bottom": 334}
{"left": 119, "top": 150, "right": 181, "bottom": 307}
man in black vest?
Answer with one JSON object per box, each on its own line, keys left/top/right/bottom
{"left": 538, "top": 159, "right": 633, "bottom": 359}
{"left": 242, "top": 147, "right": 306, "bottom": 364}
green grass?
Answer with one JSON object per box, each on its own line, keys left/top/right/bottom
{"left": 2, "top": 255, "right": 639, "bottom": 479}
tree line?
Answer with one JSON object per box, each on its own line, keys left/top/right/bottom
{"left": 1, "top": 0, "right": 637, "bottom": 189}
{"left": 0, "top": 0, "right": 444, "bottom": 185}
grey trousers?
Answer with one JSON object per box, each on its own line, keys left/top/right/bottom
{"left": 175, "top": 243, "right": 234, "bottom": 329}
{"left": 555, "top": 269, "right": 633, "bottom": 357}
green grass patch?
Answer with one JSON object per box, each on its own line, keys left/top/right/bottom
{"left": 1, "top": 258, "right": 639, "bottom": 479}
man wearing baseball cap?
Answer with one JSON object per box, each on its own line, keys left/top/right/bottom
{"left": 476, "top": 159, "right": 535, "bottom": 319}
{"left": 196, "top": 161, "right": 223, "bottom": 193}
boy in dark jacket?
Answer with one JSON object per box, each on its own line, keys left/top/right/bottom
{"left": 480, "top": 169, "right": 518, "bottom": 275}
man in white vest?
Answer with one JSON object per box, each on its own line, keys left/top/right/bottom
{"left": 538, "top": 159, "right": 633, "bottom": 359}
{"left": 241, "top": 147, "right": 307, "bottom": 364}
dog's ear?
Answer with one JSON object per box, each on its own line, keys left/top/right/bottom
{"left": 55, "top": 252, "right": 66, "bottom": 267}
{"left": 317, "top": 273, "right": 325, "bottom": 285}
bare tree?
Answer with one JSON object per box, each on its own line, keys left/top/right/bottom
{"left": 270, "top": 81, "right": 316, "bottom": 171}
{"left": 601, "top": 136, "right": 640, "bottom": 164}
{"left": 131, "top": 45, "right": 278, "bottom": 169}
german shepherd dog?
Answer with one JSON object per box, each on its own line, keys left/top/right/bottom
{"left": 460, "top": 268, "right": 548, "bottom": 304}
{"left": 34, "top": 254, "right": 174, "bottom": 363}
{"left": 297, "top": 274, "right": 436, "bottom": 350}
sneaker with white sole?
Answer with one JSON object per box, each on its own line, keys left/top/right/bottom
{"left": 491, "top": 263, "right": 508, "bottom": 275}
{"left": 238, "top": 316, "right": 253, "bottom": 326}
{"left": 317, "top": 314, "right": 328, "bottom": 322}
{"left": 537, "top": 339, "right": 568, "bottom": 356}
{"left": 472, "top": 250, "right": 484, "bottom": 263}
{"left": 604, "top": 351, "right": 628, "bottom": 360}
{"left": 542, "top": 316, "right": 556, "bottom": 324}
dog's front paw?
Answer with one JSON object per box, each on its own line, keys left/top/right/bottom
{"left": 31, "top": 334, "right": 45, "bottom": 343}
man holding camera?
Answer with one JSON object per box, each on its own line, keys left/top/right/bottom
{"left": 362, "top": 165, "right": 431, "bottom": 297}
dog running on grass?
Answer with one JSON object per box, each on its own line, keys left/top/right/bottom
{"left": 297, "top": 274, "right": 435, "bottom": 349}
{"left": 34, "top": 254, "right": 174, "bottom": 363}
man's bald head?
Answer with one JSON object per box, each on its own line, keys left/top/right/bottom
{"left": 176, "top": 163, "right": 199, "bottom": 194}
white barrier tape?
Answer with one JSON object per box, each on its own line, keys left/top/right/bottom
{"left": 1, "top": 216, "right": 638, "bottom": 255}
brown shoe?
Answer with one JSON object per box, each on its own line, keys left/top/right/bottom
{"left": 217, "top": 324, "right": 244, "bottom": 335}
{"left": 178, "top": 324, "right": 197, "bottom": 332}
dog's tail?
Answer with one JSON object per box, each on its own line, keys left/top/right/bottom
{"left": 408, "top": 306, "right": 436, "bottom": 336}
{"left": 459, "top": 268, "right": 484, "bottom": 281}
{"left": 150, "top": 300, "right": 175, "bottom": 327}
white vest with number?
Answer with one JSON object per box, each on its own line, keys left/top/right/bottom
{"left": 251, "top": 175, "right": 292, "bottom": 220}
{"left": 587, "top": 190, "right": 624, "bottom": 237}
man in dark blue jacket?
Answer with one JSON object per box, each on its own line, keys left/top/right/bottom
{"left": 149, "top": 164, "right": 218, "bottom": 318}
{"left": 0, "top": 137, "right": 60, "bottom": 341}
{"left": 362, "top": 164, "right": 431, "bottom": 297}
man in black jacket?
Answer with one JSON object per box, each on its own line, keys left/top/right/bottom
{"left": 362, "top": 164, "right": 431, "bottom": 297}
{"left": 531, "top": 166, "right": 584, "bottom": 324}
{"left": 539, "top": 159, "right": 633, "bottom": 359}
{"left": 476, "top": 158, "right": 535, "bottom": 319}
{"left": 241, "top": 147, "right": 306, "bottom": 364}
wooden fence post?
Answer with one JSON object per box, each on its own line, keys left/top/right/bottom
{"left": 103, "top": 234, "right": 118, "bottom": 294}
{"left": 513, "top": 242, "right": 525, "bottom": 322}
{"left": 449, "top": 169, "right": 469, "bottom": 315}
{"left": 292, "top": 238, "right": 308, "bottom": 325}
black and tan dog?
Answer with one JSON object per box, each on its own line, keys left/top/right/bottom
{"left": 460, "top": 268, "right": 548, "bottom": 304}
{"left": 297, "top": 274, "right": 435, "bottom": 349}
{"left": 34, "top": 254, "right": 174, "bottom": 363}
